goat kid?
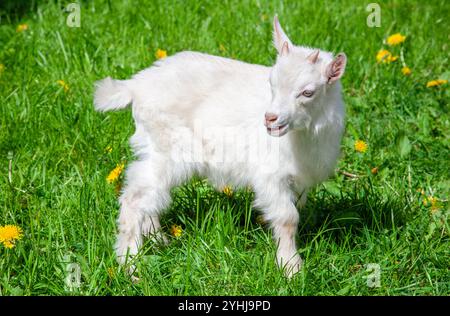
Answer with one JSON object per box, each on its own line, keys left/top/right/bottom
{"left": 94, "top": 16, "right": 346, "bottom": 278}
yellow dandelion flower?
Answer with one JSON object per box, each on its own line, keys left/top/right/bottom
{"left": 16, "top": 24, "right": 28, "bottom": 32}
{"left": 376, "top": 49, "right": 398, "bottom": 64}
{"left": 56, "top": 80, "right": 69, "bottom": 92}
{"left": 416, "top": 188, "right": 425, "bottom": 196}
{"left": 430, "top": 197, "right": 438, "bottom": 208}
{"left": 170, "top": 224, "right": 183, "bottom": 237}
{"left": 107, "top": 267, "right": 115, "bottom": 278}
{"left": 426, "top": 79, "right": 447, "bottom": 88}
{"left": 376, "top": 49, "right": 389, "bottom": 63}
{"left": 0, "top": 225, "right": 23, "bottom": 249}
{"left": 107, "top": 163, "right": 124, "bottom": 184}
{"left": 222, "top": 185, "right": 233, "bottom": 197}
{"left": 423, "top": 196, "right": 439, "bottom": 210}
{"left": 401, "top": 66, "right": 411, "bottom": 76}
{"left": 3, "top": 240, "right": 15, "bottom": 249}
{"left": 354, "top": 140, "right": 368, "bottom": 153}
{"left": 155, "top": 49, "right": 167, "bottom": 60}
{"left": 105, "top": 145, "right": 113, "bottom": 153}
{"left": 386, "top": 33, "right": 406, "bottom": 46}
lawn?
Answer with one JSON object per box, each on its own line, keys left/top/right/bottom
{"left": 0, "top": 0, "right": 448, "bottom": 295}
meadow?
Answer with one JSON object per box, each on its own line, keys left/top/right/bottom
{"left": 0, "top": 0, "right": 448, "bottom": 295}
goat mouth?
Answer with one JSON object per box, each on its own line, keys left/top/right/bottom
{"left": 266, "top": 124, "right": 289, "bottom": 137}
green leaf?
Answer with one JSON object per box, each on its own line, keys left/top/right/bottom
{"left": 323, "top": 181, "right": 341, "bottom": 197}
{"left": 425, "top": 222, "right": 436, "bottom": 241}
{"left": 10, "top": 286, "right": 24, "bottom": 296}
{"left": 395, "top": 132, "right": 412, "bottom": 158}
{"left": 337, "top": 284, "right": 351, "bottom": 295}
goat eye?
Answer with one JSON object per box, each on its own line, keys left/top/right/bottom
{"left": 302, "top": 90, "right": 314, "bottom": 97}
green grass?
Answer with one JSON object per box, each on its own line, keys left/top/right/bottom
{"left": 0, "top": 0, "right": 449, "bottom": 295}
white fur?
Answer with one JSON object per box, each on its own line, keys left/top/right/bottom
{"left": 94, "top": 17, "right": 346, "bottom": 278}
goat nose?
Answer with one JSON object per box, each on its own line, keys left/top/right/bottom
{"left": 265, "top": 112, "right": 278, "bottom": 123}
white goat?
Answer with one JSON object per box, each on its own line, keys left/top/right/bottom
{"left": 94, "top": 16, "right": 346, "bottom": 277}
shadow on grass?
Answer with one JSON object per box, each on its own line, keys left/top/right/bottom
{"left": 162, "top": 178, "right": 411, "bottom": 246}
{"left": 0, "top": 0, "right": 38, "bottom": 21}
{"left": 297, "top": 184, "right": 410, "bottom": 245}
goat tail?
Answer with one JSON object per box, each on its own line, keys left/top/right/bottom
{"left": 94, "top": 77, "right": 132, "bottom": 112}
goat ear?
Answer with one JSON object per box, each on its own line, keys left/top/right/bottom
{"left": 326, "top": 53, "right": 347, "bottom": 84}
{"left": 280, "top": 41, "right": 290, "bottom": 56}
{"left": 273, "top": 15, "right": 292, "bottom": 55}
